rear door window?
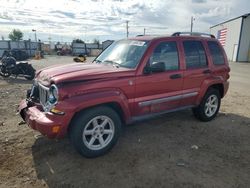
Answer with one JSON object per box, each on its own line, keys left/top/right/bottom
{"left": 207, "top": 41, "right": 225, "bottom": 65}
{"left": 183, "top": 41, "right": 207, "bottom": 69}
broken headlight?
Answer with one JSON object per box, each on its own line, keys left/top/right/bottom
{"left": 48, "top": 84, "right": 58, "bottom": 105}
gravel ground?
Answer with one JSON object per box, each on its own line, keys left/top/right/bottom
{"left": 0, "top": 56, "right": 249, "bottom": 188}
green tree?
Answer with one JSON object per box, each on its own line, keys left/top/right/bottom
{"left": 8, "top": 29, "right": 23, "bottom": 41}
{"left": 73, "top": 39, "right": 84, "bottom": 43}
{"left": 93, "top": 38, "right": 100, "bottom": 44}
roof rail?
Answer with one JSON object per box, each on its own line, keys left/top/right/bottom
{"left": 172, "top": 32, "right": 215, "bottom": 38}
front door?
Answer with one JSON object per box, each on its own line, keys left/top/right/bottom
{"left": 134, "top": 41, "right": 183, "bottom": 116}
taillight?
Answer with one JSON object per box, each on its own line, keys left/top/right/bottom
{"left": 226, "top": 67, "right": 230, "bottom": 79}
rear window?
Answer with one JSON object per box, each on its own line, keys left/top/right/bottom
{"left": 207, "top": 41, "right": 225, "bottom": 65}
{"left": 183, "top": 41, "right": 207, "bottom": 69}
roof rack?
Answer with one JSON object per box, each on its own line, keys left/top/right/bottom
{"left": 172, "top": 32, "right": 215, "bottom": 38}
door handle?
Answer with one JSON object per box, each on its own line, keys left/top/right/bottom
{"left": 203, "top": 69, "right": 211, "bottom": 74}
{"left": 170, "top": 74, "right": 182, "bottom": 79}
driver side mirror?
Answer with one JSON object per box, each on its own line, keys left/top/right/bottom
{"left": 144, "top": 62, "right": 165, "bottom": 74}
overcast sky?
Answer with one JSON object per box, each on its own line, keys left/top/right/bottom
{"left": 0, "top": 0, "right": 249, "bottom": 42}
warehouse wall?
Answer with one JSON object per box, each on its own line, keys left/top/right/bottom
{"left": 210, "top": 17, "right": 242, "bottom": 61}
{"left": 238, "top": 16, "right": 250, "bottom": 62}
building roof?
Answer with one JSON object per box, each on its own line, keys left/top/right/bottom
{"left": 210, "top": 13, "right": 250, "bottom": 28}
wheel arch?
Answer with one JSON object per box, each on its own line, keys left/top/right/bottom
{"left": 196, "top": 80, "right": 225, "bottom": 105}
{"left": 209, "top": 83, "right": 224, "bottom": 98}
{"left": 67, "top": 101, "right": 127, "bottom": 135}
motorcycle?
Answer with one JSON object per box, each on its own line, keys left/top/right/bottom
{"left": 0, "top": 51, "right": 35, "bottom": 80}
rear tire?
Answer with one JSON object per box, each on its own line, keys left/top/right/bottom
{"left": 69, "top": 106, "right": 122, "bottom": 158}
{"left": 192, "top": 88, "right": 221, "bottom": 122}
{"left": 24, "top": 72, "right": 35, "bottom": 80}
{"left": 24, "top": 64, "right": 35, "bottom": 80}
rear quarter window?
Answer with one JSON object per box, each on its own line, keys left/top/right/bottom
{"left": 207, "top": 41, "right": 225, "bottom": 65}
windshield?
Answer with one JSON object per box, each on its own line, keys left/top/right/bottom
{"left": 94, "top": 40, "right": 149, "bottom": 69}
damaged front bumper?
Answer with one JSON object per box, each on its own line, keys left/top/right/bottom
{"left": 18, "top": 99, "right": 72, "bottom": 139}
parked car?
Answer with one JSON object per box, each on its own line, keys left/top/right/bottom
{"left": 19, "top": 32, "right": 230, "bottom": 158}
{"left": 56, "top": 48, "right": 72, "bottom": 56}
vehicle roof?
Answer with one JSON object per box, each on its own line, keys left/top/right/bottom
{"left": 129, "top": 35, "right": 217, "bottom": 42}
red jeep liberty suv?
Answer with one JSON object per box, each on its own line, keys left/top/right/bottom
{"left": 19, "top": 32, "right": 230, "bottom": 158}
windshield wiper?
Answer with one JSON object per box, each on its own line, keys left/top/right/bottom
{"left": 93, "top": 59, "right": 102, "bottom": 64}
{"left": 103, "top": 60, "right": 120, "bottom": 68}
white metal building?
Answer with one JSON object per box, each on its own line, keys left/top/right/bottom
{"left": 210, "top": 13, "right": 250, "bottom": 62}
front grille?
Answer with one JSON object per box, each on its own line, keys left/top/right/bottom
{"left": 38, "top": 83, "right": 49, "bottom": 107}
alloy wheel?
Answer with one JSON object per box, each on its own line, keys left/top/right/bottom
{"left": 82, "top": 115, "right": 115, "bottom": 150}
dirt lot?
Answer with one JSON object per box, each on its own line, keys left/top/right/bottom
{"left": 0, "top": 56, "right": 250, "bottom": 188}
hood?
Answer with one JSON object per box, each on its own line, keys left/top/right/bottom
{"left": 36, "top": 62, "right": 135, "bottom": 86}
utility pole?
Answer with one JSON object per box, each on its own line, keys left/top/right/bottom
{"left": 143, "top": 28, "right": 146, "bottom": 35}
{"left": 84, "top": 26, "right": 87, "bottom": 42}
{"left": 190, "top": 16, "right": 195, "bottom": 33}
{"left": 126, "top": 21, "right": 129, "bottom": 38}
{"left": 32, "top": 29, "right": 37, "bottom": 42}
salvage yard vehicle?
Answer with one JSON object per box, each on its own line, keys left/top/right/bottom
{"left": 19, "top": 32, "right": 230, "bottom": 158}
{"left": 73, "top": 54, "right": 87, "bottom": 63}
{"left": 0, "top": 50, "right": 35, "bottom": 80}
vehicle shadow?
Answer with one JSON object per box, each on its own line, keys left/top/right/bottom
{"left": 31, "top": 110, "right": 250, "bottom": 188}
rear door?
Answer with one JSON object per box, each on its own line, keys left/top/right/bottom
{"left": 134, "top": 40, "right": 184, "bottom": 116}
{"left": 180, "top": 40, "right": 211, "bottom": 106}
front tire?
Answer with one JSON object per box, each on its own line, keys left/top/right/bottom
{"left": 69, "top": 106, "right": 122, "bottom": 158}
{"left": 0, "top": 71, "right": 11, "bottom": 77}
{"left": 0, "top": 66, "right": 11, "bottom": 77}
{"left": 192, "top": 88, "right": 221, "bottom": 122}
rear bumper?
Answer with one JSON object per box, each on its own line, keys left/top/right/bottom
{"left": 223, "top": 81, "right": 229, "bottom": 97}
{"left": 19, "top": 99, "right": 73, "bottom": 139}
